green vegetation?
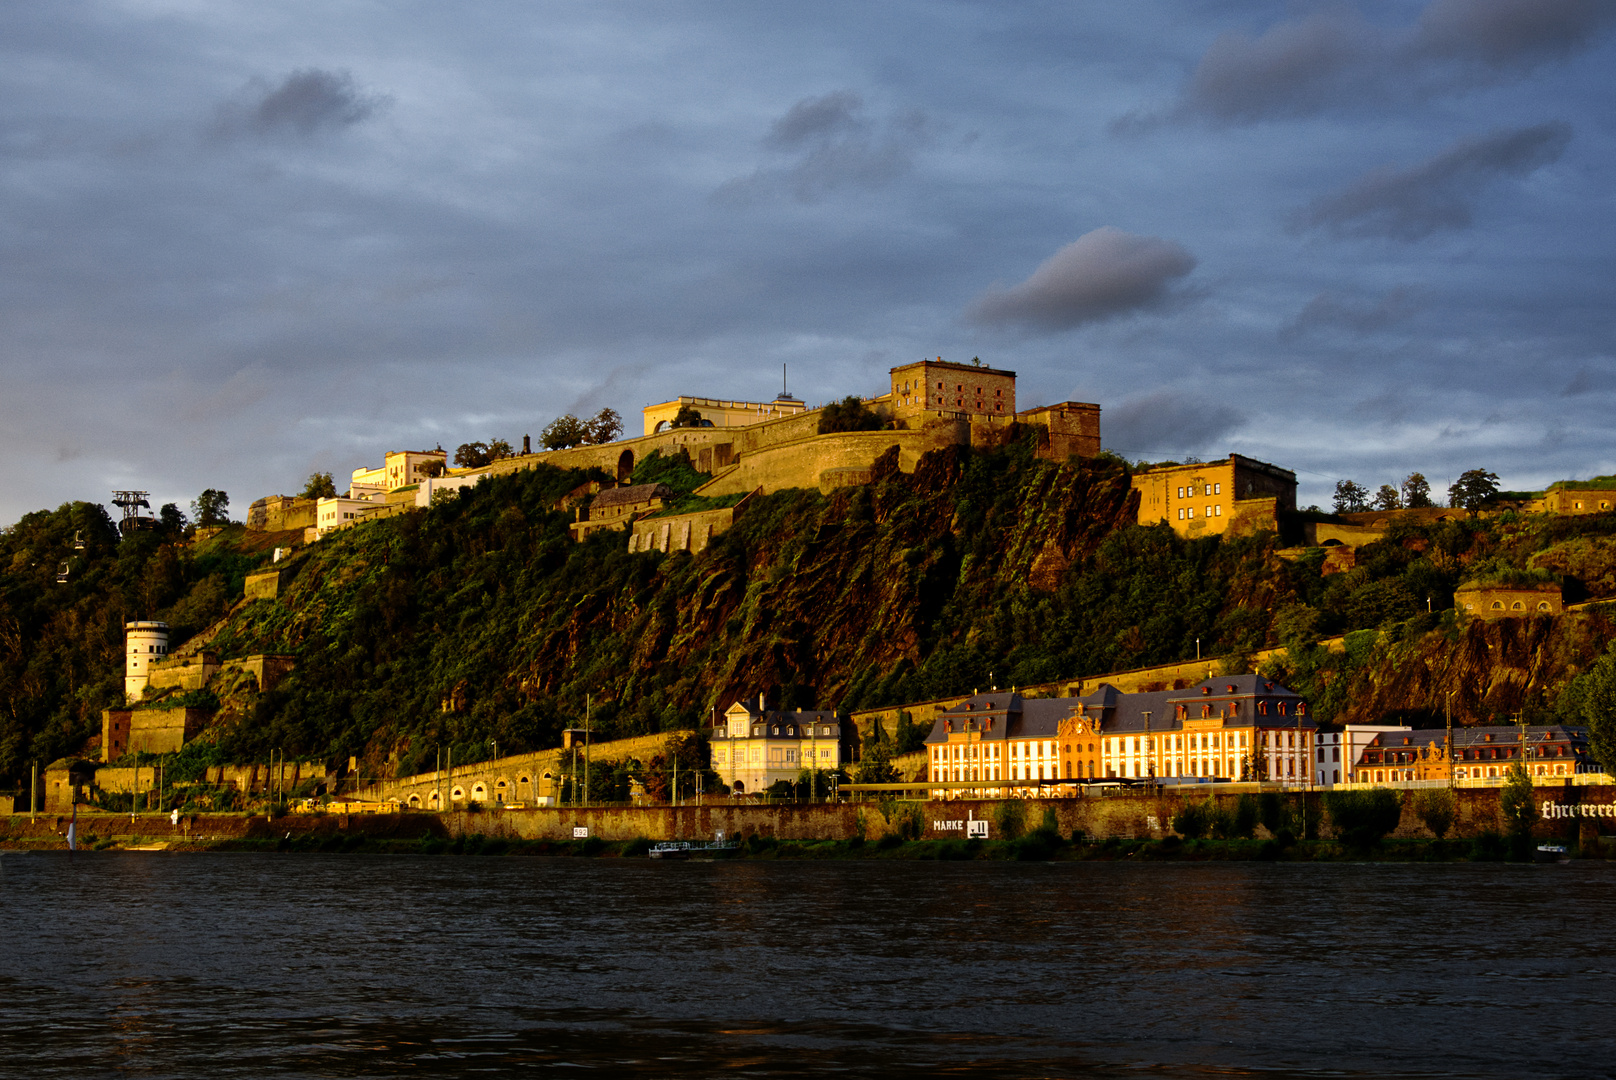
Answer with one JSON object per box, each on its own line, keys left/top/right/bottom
{"left": 7, "top": 434, "right": 1616, "bottom": 789}
{"left": 816, "top": 396, "right": 884, "bottom": 434}
{"left": 1323, "top": 789, "right": 1403, "bottom": 851}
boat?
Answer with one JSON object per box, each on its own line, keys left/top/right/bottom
{"left": 648, "top": 840, "right": 738, "bottom": 860}
{"left": 1534, "top": 844, "right": 1570, "bottom": 864}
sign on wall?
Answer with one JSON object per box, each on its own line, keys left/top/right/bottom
{"left": 573, "top": 826, "right": 590, "bottom": 839}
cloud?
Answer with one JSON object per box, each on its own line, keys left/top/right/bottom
{"left": 1414, "top": 0, "right": 1616, "bottom": 69}
{"left": 1177, "top": 9, "right": 1386, "bottom": 124}
{"left": 1292, "top": 122, "right": 1570, "bottom": 240}
{"left": 967, "top": 227, "right": 1196, "bottom": 331}
{"left": 1285, "top": 286, "right": 1427, "bottom": 336}
{"left": 716, "top": 90, "right": 931, "bottom": 204}
{"left": 212, "top": 69, "right": 388, "bottom": 140}
{"left": 1104, "top": 390, "right": 1243, "bottom": 459}
{"left": 1154, "top": 0, "right": 1615, "bottom": 125}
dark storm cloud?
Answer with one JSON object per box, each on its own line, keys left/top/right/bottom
{"left": 1104, "top": 391, "right": 1243, "bottom": 459}
{"left": 1293, "top": 122, "right": 1571, "bottom": 240}
{"left": 1414, "top": 0, "right": 1616, "bottom": 68}
{"left": 1285, "top": 286, "right": 1427, "bottom": 336}
{"left": 716, "top": 90, "right": 932, "bottom": 204}
{"left": 1155, "top": 0, "right": 1615, "bottom": 124}
{"left": 211, "top": 68, "right": 388, "bottom": 139}
{"left": 967, "top": 228, "right": 1196, "bottom": 331}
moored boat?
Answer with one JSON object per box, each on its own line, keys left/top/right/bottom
{"left": 1534, "top": 844, "right": 1570, "bottom": 864}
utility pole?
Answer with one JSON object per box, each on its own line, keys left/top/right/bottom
{"left": 30, "top": 761, "right": 36, "bottom": 820}
{"left": 1142, "top": 711, "right": 1153, "bottom": 793}
{"left": 584, "top": 695, "right": 590, "bottom": 807}
{"left": 1446, "top": 692, "right": 1454, "bottom": 792}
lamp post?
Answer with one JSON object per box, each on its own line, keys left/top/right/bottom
{"left": 1142, "top": 711, "right": 1154, "bottom": 793}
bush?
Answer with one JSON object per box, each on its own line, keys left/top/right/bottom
{"left": 992, "top": 799, "right": 1027, "bottom": 840}
{"left": 1499, "top": 763, "right": 1539, "bottom": 836}
{"left": 1172, "top": 800, "right": 1214, "bottom": 839}
{"left": 1324, "top": 790, "right": 1404, "bottom": 850}
{"left": 875, "top": 832, "right": 903, "bottom": 851}
{"left": 817, "top": 396, "right": 884, "bottom": 435}
{"left": 1412, "top": 788, "right": 1457, "bottom": 838}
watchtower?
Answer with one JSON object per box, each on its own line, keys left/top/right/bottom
{"left": 125, "top": 621, "right": 170, "bottom": 701}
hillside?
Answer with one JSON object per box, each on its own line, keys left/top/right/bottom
{"left": 6, "top": 434, "right": 1616, "bottom": 785}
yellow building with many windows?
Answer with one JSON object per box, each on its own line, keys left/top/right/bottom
{"left": 709, "top": 699, "right": 846, "bottom": 795}
{"left": 925, "top": 676, "right": 1317, "bottom": 792}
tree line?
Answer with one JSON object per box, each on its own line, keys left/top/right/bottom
{"left": 1332, "top": 469, "right": 1500, "bottom": 514}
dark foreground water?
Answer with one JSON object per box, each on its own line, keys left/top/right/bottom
{"left": 1, "top": 854, "right": 1612, "bottom": 1079}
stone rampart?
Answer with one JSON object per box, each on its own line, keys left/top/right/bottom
{"left": 350, "top": 731, "right": 692, "bottom": 808}
{"left": 628, "top": 491, "right": 758, "bottom": 554}
{"left": 247, "top": 496, "right": 318, "bottom": 533}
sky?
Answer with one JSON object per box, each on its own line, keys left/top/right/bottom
{"left": 3, "top": 0, "right": 1614, "bottom": 526}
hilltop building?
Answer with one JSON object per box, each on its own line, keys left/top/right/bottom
{"left": 642, "top": 395, "right": 807, "bottom": 436}
{"left": 710, "top": 699, "right": 848, "bottom": 795}
{"left": 883, "top": 357, "right": 1017, "bottom": 425}
{"left": 1131, "top": 455, "right": 1297, "bottom": 538}
{"left": 350, "top": 449, "right": 447, "bottom": 496}
{"left": 924, "top": 676, "right": 1316, "bottom": 790}
{"left": 124, "top": 621, "right": 169, "bottom": 701}
{"left": 1456, "top": 580, "right": 1562, "bottom": 618}
{"left": 569, "top": 483, "right": 672, "bottom": 541}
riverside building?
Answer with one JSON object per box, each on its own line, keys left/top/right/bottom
{"left": 710, "top": 699, "right": 847, "bottom": 795}
{"left": 924, "top": 676, "right": 1316, "bottom": 793}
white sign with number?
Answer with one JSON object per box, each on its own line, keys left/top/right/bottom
{"left": 573, "top": 826, "right": 590, "bottom": 839}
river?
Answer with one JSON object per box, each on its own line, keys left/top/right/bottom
{"left": 1, "top": 853, "right": 1611, "bottom": 1078}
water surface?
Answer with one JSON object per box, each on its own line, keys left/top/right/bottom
{"left": 1, "top": 853, "right": 1611, "bottom": 1078}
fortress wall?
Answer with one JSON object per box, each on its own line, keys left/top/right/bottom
{"left": 351, "top": 731, "right": 692, "bottom": 806}
{"left": 697, "top": 427, "right": 960, "bottom": 498}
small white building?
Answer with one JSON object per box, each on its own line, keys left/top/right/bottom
{"left": 350, "top": 449, "right": 448, "bottom": 494}
{"left": 315, "top": 496, "right": 386, "bottom": 538}
{"left": 1313, "top": 724, "right": 1412, "bottom": 786}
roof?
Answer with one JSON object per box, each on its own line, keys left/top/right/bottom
{"left": 1366, "top": 725, "right": 1587, "bottom": 750}
{"left": 889, "top": 357, "right": 1016, "bottom": 379}
{"left": 923, "top": 675, "right": 1313, "bottom": 745}
{"left": 593, "top": 483, "right": 671, "bottom": 509}
{"left": 713, "top": 708, "right": 842, "bottom": 739}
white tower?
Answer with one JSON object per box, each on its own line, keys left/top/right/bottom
{"left": 125, "top": 621, "right": 169, "bottom": 701}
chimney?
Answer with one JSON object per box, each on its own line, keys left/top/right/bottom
{"left": 522, "top": 434, "right": 531, "bottom": 455}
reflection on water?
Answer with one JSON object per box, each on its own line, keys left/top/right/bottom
{"left": 1, "top": 854, "right": 1613, "bottom": 1078}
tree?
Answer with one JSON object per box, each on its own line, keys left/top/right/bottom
{"left": 300, "top": 472, "right": 337, "bottom": 500}
{"left": 1324, "top": 789, "right": 1403, "bottom": 850}
{"left": 1401, "top": 472, "right": 1434, "bottom": 508}
{"left": 854, "top": 740, "right": 898, "bottom": 784}
{"left": 670, "top": 404, "right": 704, "bottom": 429}
{"left": 486, "top": 439, "right": 514, "bottom": 462}
{"left": 158, "top": 503, "right": 189, "bottom": 534}
{"left": 1557, "top": 642, "right": 1616, "bottom": 775}
{"left": 1332, "top": 479, "right": 1370, "bottom": 514}
{"left": 1372, "top": 484, "right": 1401, "bottom": 511}
{"left": 454, "top": 441, "right": 491, "bottom": 468}
{"left": 1412, "top": 788, "right": 1456, "bottom": 838}
{"left": 1499, "top": 761, "right": 1539, "bottom": 836}
{"left": 540, "top": 415, "right": 589, "bottom": 450}
{"left": 1448, "top": 469, "right": 1500, "bottom": 514}
{"left": 191, "top": 489, "right": 230, "bottom": 527}
{"left": 818, "top": 396, "right": 883, "bottom": 435}
{"left": 584, "top": 408, "right": 623, "bottom": 445}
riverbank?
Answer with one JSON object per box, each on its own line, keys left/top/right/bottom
{"left": 5, "top": 823, "right": 1613, "bottom": 863}
{"left": 6, "top": 784, "right": 1611, "bottom": 857}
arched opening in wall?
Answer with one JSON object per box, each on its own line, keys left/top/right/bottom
{"left": 471, "top": 782, "right": 488, "bottom": 802}
{"left": 495, "top": 779, "right": 508, "bottom": 803}
{"left": 428, "top": 790, "right": 440, "bottom": 807}
{"left": 617, "top": 449, "right": 633, "bottom": 482}
{"left": 451, "top": 786, "right": 465, "bottom": 802}
{"left": 733, "top": 780, "right": 745, "bottom": 794}
{"left": 407, "top": 794, "right": 421, "bottom": 808}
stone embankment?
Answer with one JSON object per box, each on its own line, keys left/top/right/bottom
{"left": 4, "top": 785, "right": 1610, "bottom": 850}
